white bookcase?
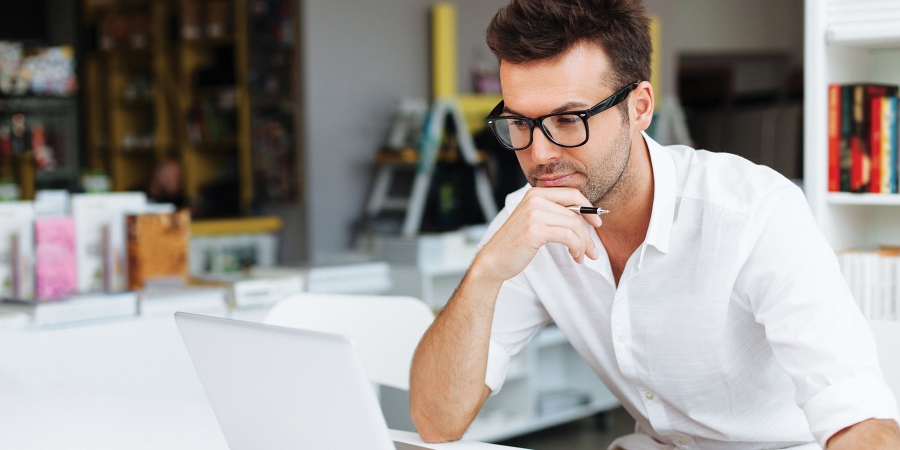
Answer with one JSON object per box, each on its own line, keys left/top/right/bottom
{"left": 805, "top": 0, "right": 900, "bottom": 250}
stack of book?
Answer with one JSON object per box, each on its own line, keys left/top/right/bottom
{"left": 251, "top": 258, "right": 392, "bottom": 295}
{"left": 137, "top": 286, "right": 228, "bottom": 318}
{"left": 0, "top": 292, "right": 137, "bottom": 327}
{"left": 837, "top": 248, "right": 900, "bottom": 321}
{"left": 0, "top": 192, "right": 184, "bottom": 328}
{"left": 828, "top": 84, "right": 899, "bottom": 193}
{"left": 189, "top": 273, "right": 303, "bottom": 309}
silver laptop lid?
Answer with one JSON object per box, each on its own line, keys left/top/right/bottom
{"left": 175, "top": 312, "right": 396, "bottom": 450}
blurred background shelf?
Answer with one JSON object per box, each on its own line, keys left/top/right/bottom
{"left": 81, "top": 0, "right": 300, "bottom": 218}
{"left": 827, "top": 193, "right": 900, "bottom": 206}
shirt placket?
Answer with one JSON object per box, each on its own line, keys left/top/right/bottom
{"left": 612, "top": 246, "right": 696, "bottom": 450}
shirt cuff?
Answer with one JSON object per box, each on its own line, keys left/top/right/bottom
{"left": 484, "top": 339, "right": 511, "bottom": 397}
{"left": 803, "top": 376, "right": 900, "bottom": 447}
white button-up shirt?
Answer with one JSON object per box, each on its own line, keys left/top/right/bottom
{"left": 480, "top": 133, "right": 899, "bottom": 449}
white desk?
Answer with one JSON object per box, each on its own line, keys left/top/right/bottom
{"left": 0, "top": 316, "right": 522, "bottom": 450}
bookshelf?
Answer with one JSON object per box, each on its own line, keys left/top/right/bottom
{"left": 82, "top": 0, "right": 300, "bottom": 215}
{"left": 804, "top": 0, "right": 900, "bottom": 251}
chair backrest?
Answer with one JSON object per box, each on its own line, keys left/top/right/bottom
{"left": 264, "top": 293, "right": 434, "bottom": 391}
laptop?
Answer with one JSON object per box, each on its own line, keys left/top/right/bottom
{"left": 174, "top": 312, "right": 432, "bottom": 450}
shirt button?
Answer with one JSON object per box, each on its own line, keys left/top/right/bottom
{"left": 645, "top": 391, "right": 654, "bottom": 400}
{"left": 678, "top": 438, "right": 688, "bottom": 445}
{"left": 618, "top": 335, "right": 627, "bottom": 343}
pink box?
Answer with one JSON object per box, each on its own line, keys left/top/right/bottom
{"left": 35, "top": 217, "right": 77, "bottom": 300}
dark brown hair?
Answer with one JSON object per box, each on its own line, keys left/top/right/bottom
{"left": 486, "top": 0, "right": 652, "bottom": 90}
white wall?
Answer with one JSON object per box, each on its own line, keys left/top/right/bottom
{"left": 674, "top": 0, "right": 804, "bottom": 63}
{"left": 301, "top": 0, "right": 510, "bottom": 258}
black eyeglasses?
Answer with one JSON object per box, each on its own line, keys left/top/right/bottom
{"left": 485, "top": 82, "right": 639, "bottom": 151}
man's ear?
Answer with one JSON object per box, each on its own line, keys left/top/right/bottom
{"left": 631, "top": 81, "right": 655, "bottom": 132}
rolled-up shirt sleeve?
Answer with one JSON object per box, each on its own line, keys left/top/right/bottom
{"left": 734, "top": 184, "right": 900, "bottom": 447}
{"left": 484, "top": 273, "right": 550, "bottom": 395}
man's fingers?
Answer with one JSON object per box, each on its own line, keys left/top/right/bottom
{"left": 524, "top": 207, "right": 599, "bottom": 262}
{"left": 543, "top": 226, "right": 586, "bottom": 262}
{"left": 582, "top": 214, "right": 602, "bottom": 228}
{"left": 528, "top": 187, "right": 595, "bottom": 209}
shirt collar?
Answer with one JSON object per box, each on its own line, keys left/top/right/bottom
{"left": 641, "top": 131, "right": 677, "bottom": 254}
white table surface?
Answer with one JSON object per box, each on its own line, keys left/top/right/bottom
{"left": 0, "top": 315, "right": 523, "bottom": 449}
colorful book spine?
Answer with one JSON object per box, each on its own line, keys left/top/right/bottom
{"left": 855, "top": 85, "right": 899, "bottom": 193}
{"left": 34, "top": 217, "right": 77, "bottom": 300}
{"left": 890, "top": 97, "right": 899, "bottom": 194}
{"left": 828, "top": 84, "right": 841, "bottom": 192}
{"left": 840, "top": 85, "right": 853, "bottom": 192}
{"left": 871, "top": 96, "right": 883, "bottom": 193}
{"left": 884, "top": 97, "right": 897, "bottom": 193}
{"left": 851, "top": 85, "right": 866, "bottom": 192}
{"left": 831, "top": 84, "right": 900, "bottom": 193}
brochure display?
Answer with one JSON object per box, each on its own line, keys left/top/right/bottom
{"left": 71, "top": 192, "right": 147, "bottom": 293}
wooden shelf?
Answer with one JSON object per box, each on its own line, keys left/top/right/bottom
{"left": 191, "top": 216, "right": 283, "bottom": 236}
{"left": 827, "top": 193, "right": 900, "bottom": 206}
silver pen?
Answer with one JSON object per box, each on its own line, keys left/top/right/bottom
{"left": 566, "top": 206, "right": 610, "bottom": 215}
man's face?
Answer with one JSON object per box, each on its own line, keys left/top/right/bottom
{"left": 498, "top": 42, "right": 632, "bottom": 205}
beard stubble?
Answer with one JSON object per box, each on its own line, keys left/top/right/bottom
{"left": 525, "top": 121, "right": 633, "bottom": 208}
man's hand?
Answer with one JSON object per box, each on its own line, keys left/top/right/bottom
{"left": 827, "top": 419, "right": 900, "bottom": 449}
{"left": 410, "top": 186, "right": 602, "bottom": 442}
{"left": 475, "top": 187, "right": 601, "bottom": 284}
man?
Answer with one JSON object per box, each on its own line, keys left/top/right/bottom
{"left": 409, "top": 1, "right": 900, "bottom": 449}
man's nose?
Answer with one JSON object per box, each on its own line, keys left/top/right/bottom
{"left": 529, "top": 127, "right": 563, "bottom": 165}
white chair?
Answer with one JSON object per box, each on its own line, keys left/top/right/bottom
{"left": 264, "top": 293, "right": 435, "bottom": 391}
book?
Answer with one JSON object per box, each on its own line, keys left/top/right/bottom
{"left": 836, "top": 247, "right": 900, "bottom": 320}
{"left": 188, "top": 274, "right": 303, "bottom": 308}
{"left": 870, "top": 95, "right": 883, "bottom": 193}
{"left": 888, "top": 97, "right": 899, "bottom": 194}
{"left": 72, "top": 193, "right": 148, "bottom": 293}
{"left": 851, "top": 84, "right": 898, "bottom": 192}
{"left": 126, "top": 210, "right": 191, "bottom": 291}
{"left": 34, "top": 217, "right": 77, "bottom": 301}
{"left": 34, "top": 190, "right": 70, "bottom": 217}
{"left": 0, "top": 292, "right": 137, "bottom": 326}
{"left": 884, "top": 97, "right": 897, "bottom": 194}
{"left": 251, "top": 260, "right": 392, "bottom": 295}
{"left": 137, "top": 286, "right": 228, "bottom": 318}
{"left": 0, "top": 202, "right": 34, "bottom": 300}
{"left": 828, "top": 84, "right": 841, "bottom": 192}
{"left": 840, "top": 85, "right": 853, "bottom": 192}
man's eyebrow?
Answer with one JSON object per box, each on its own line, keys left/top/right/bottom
{"left": 502, "top": 101, "right": 591, "bottom": 117}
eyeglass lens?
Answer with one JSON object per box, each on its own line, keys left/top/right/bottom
{"left": 492, "top": 113, "right": 586, "bottom": 149}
